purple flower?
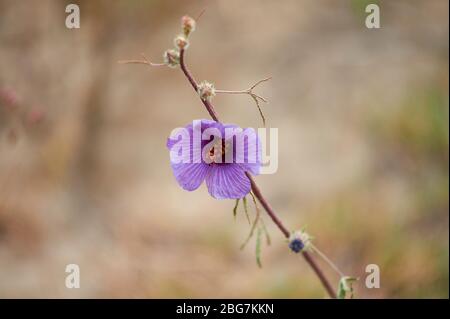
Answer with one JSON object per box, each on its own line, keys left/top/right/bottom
{"left": 167, "top": 119, "right": 261, "bottom": 199}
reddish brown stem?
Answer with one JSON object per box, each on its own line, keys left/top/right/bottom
{"left": 179, "top": 49, "right": 220, "bottom": 122}
{"left": 303, "top": 250, "right": 337, "bottom": 298}
{"left": 246, "top": 173, "right": 290, "bottom": 237}
{"left": 247, "top": 173, "right": 337, "bottom": 298}
{"left": 179, "top": 49, "right": 337, "bottom": 299}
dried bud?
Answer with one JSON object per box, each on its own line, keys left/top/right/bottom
{"left": 0, "top": 86, "right": 19, "bottom": 110}
{"left": 288, "top": 230, "right": 312, "bottom": 253}
{"left": 181, "top": 15, "right": 196, "bottom": 36}
{"left": 174, "top": 34, "right": 189, "bottom": 50}
{"left": 163, "top": 49, "right": 180, "bottom": 68}
{"left": 197, "top": 81, "right": 216, "bottom": 101}
{"left": 26, "top": 108, "right": 45, "bottom": 126}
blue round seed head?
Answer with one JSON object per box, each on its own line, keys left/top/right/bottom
{"left": 289, "top": 238, "right": 304, "bottom": 253}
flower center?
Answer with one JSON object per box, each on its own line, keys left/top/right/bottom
{"left": 208, "top": 139, "right": 230, "bottom": 163}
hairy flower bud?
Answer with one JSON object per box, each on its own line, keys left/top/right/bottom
{"left": 174, "top": 34, "right": 189, "bottom": 50}
{"left": 289, "top": 230, "right": 312, "bottom": 253}
{"left": 181, "top": 15, "right": 196, "bottom": 37}
{"left": 197, "top": 81, "right": 216, "bottom": 101}
{"left": 163, "top": 49, "right": 180, "bottom": 68}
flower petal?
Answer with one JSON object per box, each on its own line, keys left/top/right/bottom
{"left": 205, "top": 164, "right": 251, "bottom": 199}
{"left": 167, "top": 119, "right": 220, "bottom": 164}
{"left": 229, "top": 127, "right": 262, "bottom": 176}
{"left": 171, "top": 163, "right": 209, "bottom": 191}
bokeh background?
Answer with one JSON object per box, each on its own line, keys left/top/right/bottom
{"left": 0, "top": 0, "right": 448, "bottom": 298}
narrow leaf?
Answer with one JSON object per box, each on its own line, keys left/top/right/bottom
{"left": 232, "top": 199, "right": 240, "bottom": 220}
{"left": 260, "top": 219, "right": 271, "bottom": 246}
{"left": 242, "top": 196, "right": 250, "bottom": 224}
{"left": 255, "top": 226, "right": 263, "bottom": 268}
{"left": 249, "top": 191, "right": 271, "bottom": 246}
{"left": 240, "top": 212, "right": 259, "bottom": 250}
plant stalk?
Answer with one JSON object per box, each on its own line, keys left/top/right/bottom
{"left": 179, "top": 48, "right": 337, "bottom": 299}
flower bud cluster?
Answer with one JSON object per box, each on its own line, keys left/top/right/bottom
{"left": 163, "top": 16, "right": 196, "bottom": 68}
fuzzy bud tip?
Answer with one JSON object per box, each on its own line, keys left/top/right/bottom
{"left": 181, "top": 15, "right": 196, "bottom": 37}
{"left": 197, "top": 81, "right": 216, "bottom": 101}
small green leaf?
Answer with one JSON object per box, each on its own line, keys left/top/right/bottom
{"left": 337, "top": 276, "right": 358, "bottom": 299}
{"left": 260, "top": 219, "right": 271, "bottom": 246}
{"left": 232, "top": 199, "right": 240, "bottom": 220}
{"left": 242, "top": 196, "right": 250, "bottom": 224}
{"left": 255, "top": 226, "right": 263, "bottom": 268}
{"left": 240, "top": 213, "right": 259, "bottom": 250}
{"left": 241, "top": 191, "right": 269, "bottom": 267}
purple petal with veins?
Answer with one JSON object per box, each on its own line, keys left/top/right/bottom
{"left": 166, "top": 119, "right": 261, "bottom": 199}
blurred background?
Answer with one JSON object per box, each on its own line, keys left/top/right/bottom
{"left": 0, "top": 0, "right": 448, "bottom": 298}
